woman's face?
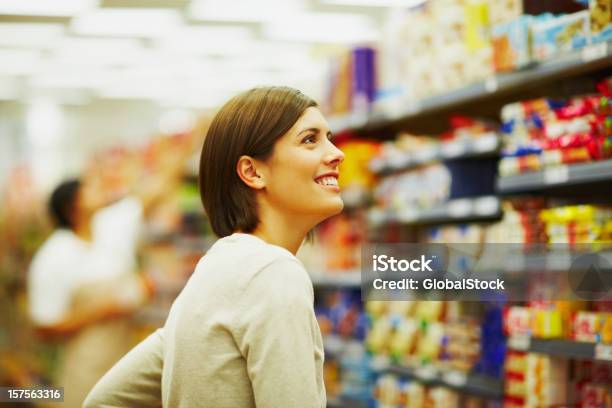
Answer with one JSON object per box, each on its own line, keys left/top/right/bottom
{"left": 258, "top": 106, "right": 345, "bottom": 222}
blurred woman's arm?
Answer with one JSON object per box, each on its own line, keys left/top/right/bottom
{"left": 83, "top": 328, "right": 164, "bottom": 408}
{"left": 34, "top": 273, "right": 152, "bottom": 338}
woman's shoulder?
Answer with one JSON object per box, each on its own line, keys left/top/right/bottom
{"left": 192, "top": 234, "right": 310, "bottom": 290}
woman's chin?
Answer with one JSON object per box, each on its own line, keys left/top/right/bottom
{"left": 322, "top": 196, "right": 344, "bottom": 217}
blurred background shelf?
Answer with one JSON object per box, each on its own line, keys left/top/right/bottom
{"left": 497, "top": 159, "right": 612, "bottom": 195}
{"left": 508, "top": 337, "right": 612, "bottom": 362}
{"left": 370, "top": 196, "right": 502, "bottom": 226}
{"left": 311, "top": 271, "right": 361, "bottom": 288}
{"left": 327, "top": 397, "right": 368, "bottom": 408}
{"left": 376, "top": 364, "right": 505, "bottom": 401}
{"left": 369, "top": 132, "right": 500, "bottom": 175}
{"left": 330, "top": 41, "right": 612, "bottom": 134}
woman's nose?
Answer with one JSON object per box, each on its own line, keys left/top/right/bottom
{"left": 325, "top": 142, "right": 345, "bottom": 166}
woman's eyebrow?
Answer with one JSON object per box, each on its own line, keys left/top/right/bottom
{"left": 297, "top": 127, "right": 320, "bottom": 136}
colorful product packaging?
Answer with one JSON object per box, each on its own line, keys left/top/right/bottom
{"left": 525, "top": 354, "right": 569, "bottom": 407}
{"left": 590, "top": 0, "right": 612, "bottom": 43}
{"left": 491, "top": 16, "right": 532, "bottom": 72}
{"left": 531, "top": 11, "right": 590, "bottom": 61}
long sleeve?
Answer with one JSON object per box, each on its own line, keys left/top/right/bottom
{"left": 233, "top": 259, "right": 326, "bottom": 408}
{"left": 83, "top": 328, "right": 164, "bottom": 408}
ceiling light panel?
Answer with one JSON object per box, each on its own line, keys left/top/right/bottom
{"left": 50, "top": 37, "right": 146, "bottom": 65}
{"left": 264, "top": 11, "right": 379, "bottom": 43}
{"left": 0, "top": 23, "right": 66, "bottom": 48}
{"left": 320, "top": 0, "right": 427, "bottom": 7}
{"left": 0, "top": 0, "right": 98, "bottom": 17}
{"left": 153, "top": 25, "right": 254, "bottom": 56}
{"left": 70, "top": 8, "right": 183, "bottom": 38}
{"left": 189, "top": 0, "right": 305, "bottom": 22}
{"left": 0, "top": 49, "right": 41, "bottom": 75}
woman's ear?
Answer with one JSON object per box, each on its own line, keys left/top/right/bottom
{"left": 236, "top": 155, "right": 266, "bottom": 190}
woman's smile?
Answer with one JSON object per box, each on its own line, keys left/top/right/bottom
{"left": 314, "top": 172, "right": 340, "bottom": 193}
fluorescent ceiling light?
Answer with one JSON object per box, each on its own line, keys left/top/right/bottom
{"left": 153, "top": 25, "right": 254, "bottom": 56}
{"left": 320, "top": 0, "right": 426, "bottom": 7}
{"left": 0, "top": 49, "right": 41, "bottom": 75}
{"left": 99, "top": 85, "right": 169, "bottom": 100}
{"left": 0, "top": 23, "right": 65, "bottom": 48}
{"left": 189, "top": 0, "right": 304, "bottom": 22}
{"left": 0, "top": 0, "right": 97, "bottom": 16}
{"left": 264, "top": 12, "right": 379, "bottom": 43}
{"left": 30, "top": 69, "right": 116, "bottom": 89}
{"left": 71, "top": 8, "right": 182, "bottom": 38}
{"left": 50, "top": 37, "right": 146, "bottom": 65}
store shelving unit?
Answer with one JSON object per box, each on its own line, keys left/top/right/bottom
{"left": 311, "top": 270, "right": 362, "bottom": 288}
{"left": 374, "top": 364, "right": 504, "bottom": 400}
{"left": 327, "top": 397, "right": 368, "bottom": 408}
{"left": 497, "top": 159, "right": 612, "bottom": 194}
{"left": 329, "top": 41, "right": 612, "bottom": 134}
{"left": 322, "top": 35, "right": 612, "bottom": 408}
{"left": 370, "top": 132, "right": 500, "bottom": 175}
{"left": 508, "top": 336, "right": 612, "bottom": 362}
{"left": 369, "top": 196, "right": 502, "bottom": 227}
{"left": 324, "top": 334, "right": 364, "bottom": 359}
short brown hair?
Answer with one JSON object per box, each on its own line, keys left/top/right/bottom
{"left": 199, "top": 86, "right": 317, "bottom": 237}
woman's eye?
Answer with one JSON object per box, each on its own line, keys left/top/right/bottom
{"left": 302, "top": 134, "right": 317, "bottom": 144}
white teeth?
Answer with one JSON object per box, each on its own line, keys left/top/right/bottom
{"left": 316, "top": 176, "right": 338, "bottom": 187}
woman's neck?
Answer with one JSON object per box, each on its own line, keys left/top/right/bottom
{"left": 251, "top": 205, "right": 313, "bottom": 255}
{"left": 74, "top": 214, "right": 94, "bottom": 242}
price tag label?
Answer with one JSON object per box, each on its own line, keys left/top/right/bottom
{"left": 581, "top": 42, "right": 608, "bottom": 62}
{"left": 485, "top": 77, "right": 498, "bottom": 93}
{"left": 473, "top": 133, "right": 499, "bottom": 152}
{"left": 447, "top": 199, "right": 472, "bottom": 218}
{"left": 441, "top": 142, "right": 466, "bottom": 158}
{"left": 370, "top": 355, "right": 391, "bottom": 371}
{"left": 442, "top": 371, "right": 468, "bottom": 387}
{"left": 543, "top": 166, "right": 569, "bottom": 185}
{"left": 595, "top": 344, "right": 612, "bottom": 361}
{"left": 414, "top": 366, "right": 437, "bottom": 380}
{"left": 389, "top": 154, "right": 409, "bottom": 170}
{"left": 414, "top": 148, "right": 437, "bottom": 164}
{"left": 473, "top": 196, "right": 499, "bottom": 216}
{"left": 508, "top": 334, "right": 531, "bottom": 351}
{"left": 398, "top": 207, "right": 419, "bottom": 222}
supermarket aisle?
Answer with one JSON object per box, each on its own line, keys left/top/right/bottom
{"left": 1, "top": 0, "right": 612, "bottom": 407}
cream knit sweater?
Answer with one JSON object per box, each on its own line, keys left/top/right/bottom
{"left": 85, "top": 233, "right": 326, "bottom": 408}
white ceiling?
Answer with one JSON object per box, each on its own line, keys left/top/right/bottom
{"left": 0, "top": 0, "right": 421, "bottom": 109}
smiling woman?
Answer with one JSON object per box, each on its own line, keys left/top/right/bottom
{"left": 85, "top": 86, "right": 345, "bottom": 408}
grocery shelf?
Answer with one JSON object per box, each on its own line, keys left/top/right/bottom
{"left": 329, "top": 41, "right": 612, "bottom": 134}
{"left": 311, "top": 270, "right": 362, "bottom": 288}
{"left": 327, "top": 397, "right": 368, "bottom": 408}
{"left": 369, "top": 196, "right": 502, "bottom": 226}
{"left": 323, "top": 334, "right": 365, "bottom": 359}
{"left": 370, "top": 133, "right": 500, "bottom": 175}
{"left": 497, "top": 159, "right": 612, "bottom": 194}
{"left": 377, "top": 364, "right": 504, "bottom": 400}
{"left": 508, "top": 336, "right": 612, "bottom": 362}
